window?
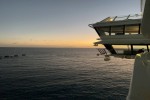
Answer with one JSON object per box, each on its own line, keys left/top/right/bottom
{"left": 112, "top": 45, "right": 130, "bottom": 54}
{"left": 111, "top": 26, "right": 124, "bottom": 34}
{"left": 98, "top": 27, "right": 110, "bottom": 32}
{"left": 125, "top": 25, "right": 140, "bottom": 34}
{"left": 133, "top": 45, "right": 149, "bottom": 52}
{"left": 97, "top": 27, "right": 110, "bottom": 35}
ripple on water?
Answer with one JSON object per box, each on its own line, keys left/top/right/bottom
{"left": 0, "top": 48, "right": 134, "bottom": 99}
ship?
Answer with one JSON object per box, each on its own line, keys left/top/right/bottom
{"left": 89, "top": 0, "right": 149, "bottom": 59}
{"left": 89, "top": 0, "right": 150, "bottom": 99}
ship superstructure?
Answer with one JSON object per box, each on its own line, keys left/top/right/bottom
{"left": 89, "top": 14, "right": 150, "bottom": 58}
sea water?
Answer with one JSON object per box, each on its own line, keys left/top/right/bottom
{"left": 0, "top": 48, "right": 134, "bottom": 100}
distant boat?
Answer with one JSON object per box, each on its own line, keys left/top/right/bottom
{"left": 4, "top": 56, "right": 10, "bottom": 58}
{"left": 22, "top": 54, "right": 26, "bottom": 56}
{"left": 14, "top": 55, "right": 19, "bottom": 57}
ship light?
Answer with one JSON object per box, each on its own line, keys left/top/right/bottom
{"left": 108, "top": 18, "right": 113, "bottom": 21}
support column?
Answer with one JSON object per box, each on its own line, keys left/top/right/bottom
{"left": 138, "top": 24, "right": 141, "bottom": 34}
{"left": 147, "top": 45, "right": 149, "bottom": 52}
{"left": 109, "top": 26, "right": 111, "bottom": 36}
{"left": 123, "top": 25, "right": 126, "bottom": 34}
{"left": 94, "top": 28, "right": 101, "bottom": 36}
{"left": 131, "top": 45, "right": 133, "bottom": 55}
{"left": 103, "top": 44, "right": 117, "bottom": 54}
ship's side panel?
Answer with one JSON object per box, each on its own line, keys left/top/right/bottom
{"left": 142, "top": 0, "right": 150, "bottom": 38}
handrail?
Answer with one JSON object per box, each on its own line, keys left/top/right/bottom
{"left": 103, "top": 14, "right": 142, "bottom": 22}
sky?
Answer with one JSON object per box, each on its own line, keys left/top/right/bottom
{"left": 0, "top": 0, "right": 140, "bottom": 48}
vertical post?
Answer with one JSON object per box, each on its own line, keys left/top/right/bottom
{"left": 131, "top": 45, "right": 133, "bottom": 55}
{"left": 147, "top": 45, "right": 149, "bottom": 52}
{"left": 109, "top": 26, "right": 111, "bottom": 36}
{"left": 123, "top": 25, "right": 126, "bottom": 34}
{"left": 138, "top": 24, "right": 141, "bottom": 34}
{"left": 94, "top": 27, "right": 101, "bottom": 36}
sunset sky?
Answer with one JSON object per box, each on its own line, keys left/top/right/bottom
{"left": 0, "top": 0, "right": 140, "bottom": 48}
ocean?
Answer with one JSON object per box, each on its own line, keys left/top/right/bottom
{"left": 0, "top": 48, "right": 134, "bottom": 100}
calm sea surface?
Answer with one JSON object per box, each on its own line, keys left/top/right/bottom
{"left": 0, "top": 48, "right": 134, "bottom": 100}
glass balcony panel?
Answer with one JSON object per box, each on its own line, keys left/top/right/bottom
{"left": 111, "top": 26, "right": 124, "bottom": 33}
{"left": 125, "top": 25, "right": 139, "bottom": 33}
{"left": 97, "top": 27, "right": 110, "bottom": 32}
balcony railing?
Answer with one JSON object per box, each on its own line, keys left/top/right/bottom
{"left": 102, "top": 14, "right": 142, "bottom": 22}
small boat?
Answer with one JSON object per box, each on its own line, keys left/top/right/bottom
{"left": 14, "top": 55, "right": 19, "bottom": 57}
{"left": 97, "top": 53, "right": 100, "bottom": 56}
{"left": 104, "top": 55, "right": 110, "bottom": 61}
{"left": 22, "top": 54, "right": 26, "bottom": 56}
{"left": 4, "top": 56, "right": 10, "bottom": 58}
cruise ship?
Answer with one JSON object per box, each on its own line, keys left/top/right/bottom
{"left": 89, "top": 0, "right": 150, "bottom": 100}
{"left": 89, "top": 0, "right": 150, "bottom": 99}
{"left": 89, "top": 0, "right": 149, "bottom": 58}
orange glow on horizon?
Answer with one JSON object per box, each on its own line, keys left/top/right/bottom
{"left": 0, "top": 31, "right": 99, "bottom": 48}
{"left": 0, "top": 38, "right": 98, "bottom": 48}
